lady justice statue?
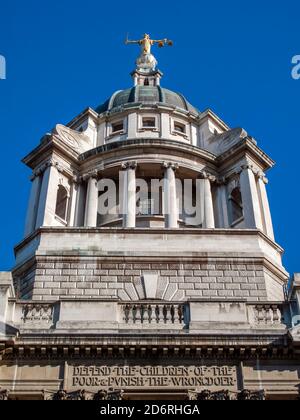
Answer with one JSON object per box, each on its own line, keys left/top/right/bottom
{"left": 125, "top": 33, "right": 173, "bottom": 72}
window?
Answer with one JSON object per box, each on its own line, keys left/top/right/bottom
{"left": 174, "top": 122, "right": 186, "bottom": 134}
{"left": 229, "top": 187, "right": 243, "bottom": 225}
{"left": 55, "top": 185, "right": 68, "bottom": 221}
{"left": 142, "top": 117, "right": 156, "bottom": 128}
{"left": 111, "top": 121, "right": 124, "bottom": 133}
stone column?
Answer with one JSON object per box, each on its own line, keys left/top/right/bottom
{"left": 257, "top": 173, "right": 275, "bottom": 240}
{"left": 198, "top": 172, "right": 215, "bottom": 228}
{"left": 239, "top": 164, "right": 262, "bottom": 230}
{"left": 122, "top": 162, "right": 137, "bottom": 228}
{"left": 69, "top": 177, "right": 81, "bottom": 227}
{"left": 84, "top": 172, "right": 99, "bottom": 227}
{"left": 73, "top": 178, "right": 86, "bottom": 227}
{"left": 35, "top": 161, "right": 60, "bottom": 228}
{"left": 215, "top": 180, "right": 229, "bottom": 228}
{"left": 24, "top": 170, "right": 43, "bottom": 236}
{"left": 163, "top": 162, "right": 179, "bottom": 228}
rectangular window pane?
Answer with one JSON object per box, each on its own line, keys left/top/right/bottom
{"left": 174, "top": 122, "right": 186, "bottom": 133}
{"left": 112, "top": 121, "right": 124, "bottom": 132}
{"left": 142, "top": 118, "right": 156, "bottom": 128}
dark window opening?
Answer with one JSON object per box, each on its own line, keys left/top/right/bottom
{"left": 55, "top": 185, "right": 68, "bottom": 220}
{"left": 142, "top": 117, "right": 156, "bottom": 128}
{"left": 229, "top": 187, "right": 243, "bottom": 224}
{"left": 174, "top": 122, "right": 186, "bottom": 134}
{"left": 112, "top": 121, "right": 124, "bottom": 133}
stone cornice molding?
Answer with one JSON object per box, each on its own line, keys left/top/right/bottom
{"left": 216, "top": 137, "right": 275, "bottom": 171}
{"left": 79, "top": 138, "right": 216, "bottom": 165}
{"left": 97, "top": 103, "right": 200, "bottom": 123}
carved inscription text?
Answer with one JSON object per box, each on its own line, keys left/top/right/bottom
{"left": 71, "top": 365, "right": 237, "bottom": 390}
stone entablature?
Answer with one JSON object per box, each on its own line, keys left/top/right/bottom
{"left": 1, "top": 352, "right": 299, "bottom": 400}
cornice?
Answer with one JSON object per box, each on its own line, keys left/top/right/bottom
{"left": 0, "top": 331, "right": 292, "bottom": 362}
{"left": 79, "top": 138, "right": 217, "bottom": 163}
{"left": 197, "top": 108, "right": 230, "bottom": 131}
{"left": 67, "top": 107, "right": 99, "bottom": 129}
{"left": 13, "top": 227, "right": 287, "bottom": 280}
{"left": 97, "top": 103, "right": 200, "bottom": 123}
{"left": 217, "top": 138, "right": 275, "bottom": 170}
{"left": 22, "top": 135, "right": 81, "bottom": 170}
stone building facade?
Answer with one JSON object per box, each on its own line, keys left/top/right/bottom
{"left": 0, "top": 38, "right": 300, "bottom": 400}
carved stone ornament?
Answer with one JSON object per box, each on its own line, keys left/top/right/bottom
{"left": 237, "top": 389, "right": 265, "bottom": 400}
{"left": 53, "top": 124, "right": 92, "bottom": 153}
{"left": 188, "top": 389, "right": 265, "bottom": 401}
{"left": 50, "top": 389, "right": 124, "bottom": 401}
{"left": 0, "top": 389, "right": 9, "bottom": 400}
{"left": 121, "top": 161, "right": 138, "bottom": 171}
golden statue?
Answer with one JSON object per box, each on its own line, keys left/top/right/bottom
{"left": 125, "top": 33, "right": 173, "bottom": 55}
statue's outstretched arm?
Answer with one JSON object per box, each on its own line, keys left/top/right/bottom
{"left": 152, "top": 39, "right": 173, "bottom": 46}
{"left": 125, "top": 38, "right": 141, "bottom": 45}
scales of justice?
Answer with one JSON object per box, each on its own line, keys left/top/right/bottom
{"left": 125, "top": 33, "right": 173, "bottom": 73}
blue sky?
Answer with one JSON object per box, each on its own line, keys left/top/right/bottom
{"left": 0, "top": 0, "right": 299, "bottom": 276}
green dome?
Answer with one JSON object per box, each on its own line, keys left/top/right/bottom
{"left": 95, "top": 86, "right": 199, "bottom": 115}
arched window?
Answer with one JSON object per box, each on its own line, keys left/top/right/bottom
{"left": 55, "top": 185, "right": 68, "bottom": 221}
{"left": 229, "top": 187, "right": 243, "bottom": 225}
{"left": 144, "top": 78, "right": 149, "bottom": 86}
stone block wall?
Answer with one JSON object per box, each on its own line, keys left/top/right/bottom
{"left": 14, "top": 257, "right": 282, "bottom": 302}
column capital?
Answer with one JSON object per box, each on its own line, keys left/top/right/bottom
{"left": 121, "top": 161, "right": 137, "bottom": 170}
{"left": 241, "top": 163, "right": 253, "bottom": 171}
{"left": 198, "top": 171, "right": 216, "bottom": 182}
{"left": 30, "top": 167, "right": 44, "bottom": 181}
{"left": 82, "top": 170, "right": 99, "bottom": 182}
{"left": 72, "top": 174, "right": 83, "bottom": 185}
{"left": 215, "top": 176, "right": 227, "bottom": 186}
{"left": 46, "top": 158, "right": 65, "bottom": 174}
{"left": 162, "top": 162, "right": 179, "bottom": 171}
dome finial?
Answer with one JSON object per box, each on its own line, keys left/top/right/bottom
{"left": 125, "top": 33, "right": 173, "bottom": 73}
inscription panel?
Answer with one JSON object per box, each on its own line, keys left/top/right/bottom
{"left": 69, "top": 364, "right": 238, "bottom": 390}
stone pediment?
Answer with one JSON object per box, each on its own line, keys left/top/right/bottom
{"left": 207, "top": 127, "right": 251, "bottom": 155}
{"left": 53, "top": 124, "right": 93, "bottom": 153}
